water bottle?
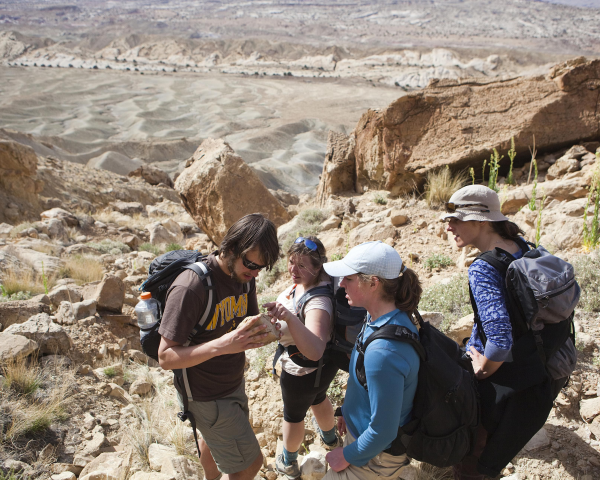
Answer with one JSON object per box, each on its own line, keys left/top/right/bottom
{"left": 135, "top": 292, "right": 159, "bottom": 336}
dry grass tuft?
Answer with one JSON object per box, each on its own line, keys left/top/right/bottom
{"left": 8, "top": 222, "right": 35, "bottom": 238}
{"left": 425, "top": 167, "right": 469, "bottom": 208}
{"left": 121, "top": 364, "right": 198, "bottom": 462}
{"left": 1, "top": 356, "right": 74, "bottom": 445}
{"left": 0, "top": 267, "right": 49, "bottom": 297}
{"left": 1, "top": 356, "right": 42, "bottom": 395}
{"left": 58, "top": 255, "right": 104, "bottom": 284}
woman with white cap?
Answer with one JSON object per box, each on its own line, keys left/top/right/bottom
{"left": 320, "top": 241, "right": 422, "bottom": 480}
{"left": 441, "top": 185, "right": 569, "bottom": 479}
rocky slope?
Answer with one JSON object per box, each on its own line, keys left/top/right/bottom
{"left": 0, "top": 126, "right": 599, "bottom": 479}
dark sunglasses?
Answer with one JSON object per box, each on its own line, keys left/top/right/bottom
{"left": 242, "top": 255, "right": 267, "bottom": 271}
{"left": 445, "top": 202, "right": 490, "bottom": 213}
{"left": 295, "top": 237, "right": 318, "bottom": 252}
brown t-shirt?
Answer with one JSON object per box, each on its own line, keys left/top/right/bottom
{"left": 158, "top": 253, "right": 259, "bottom": 401}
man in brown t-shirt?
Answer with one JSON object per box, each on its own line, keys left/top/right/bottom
{"left": 158, "top": 214, "right": 280, "bottom": 480}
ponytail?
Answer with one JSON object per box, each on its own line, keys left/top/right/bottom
{"left": 358, "top": 267, "right": 423, "bottom": 324}
{"left": 491, "top": 220, "right": 525, "bottom": 241}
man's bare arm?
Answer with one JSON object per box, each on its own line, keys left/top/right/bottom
{"left": 158, "top": 314, "right": 268, "bottom": 370}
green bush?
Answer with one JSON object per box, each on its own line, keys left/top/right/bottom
{"left": 103, "top": 366, "right": 117, "bottom": 378}
{"left": 423, "top": 253, "right": 454, "bottom": 271}
{"left": 166, "top": 243, "right": 183, "bottom": 252}
{"left": 87, "top": 239, "right": 131, "bottom": 254}
{"left": 257, "top": 260, "right": 286, "bottom": 293}
{"left": 373, "top": 193, "right": 388, "bottom": 205}
{"left": 280, "top": 208, "right": 328, "bottom": 254}
{"left": 419, "top": 274, "right": 473, "bottom": 331}
{"left": 572, "top": 251, "right": 600, "bottom": 312}
{"left": 139, "top": 243, "right": 163, "bottom": 256}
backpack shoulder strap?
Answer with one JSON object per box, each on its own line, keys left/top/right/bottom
{"left": 469, "top": 242, "right": 529, "bottom": 346}
{"left": 355, "top": 322, "right": 425, "bottom": 390}
{"left": 182, "top": 259, "right": 216, "bottom": 343}
{"left": 294, "top": 283, "right": 334, "bottom": 322}
{"left": 362, "top": 324, "right": 425, "bottom": 360}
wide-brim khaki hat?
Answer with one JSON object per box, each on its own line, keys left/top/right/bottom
{"left": 440, "top": 185, "right": 509, "bottom": 222}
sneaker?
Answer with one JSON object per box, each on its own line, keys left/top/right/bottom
{"left": 311, "top": 417, "right": 341, "bottom": 450}
{"left": 276, "top": 453, "right": 301, "bottom": 480}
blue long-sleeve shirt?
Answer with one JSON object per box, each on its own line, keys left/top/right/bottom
{"left": 342, "top": 309, "right": 420, "bottom": 466}
{"left": 467, "top": 248, "right": 525, "bottom": 362}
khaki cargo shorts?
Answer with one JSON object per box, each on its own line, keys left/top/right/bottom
{"left": 324, "top": 431, "right": 410, "bottom": 480}
{"left": 178, "top": 381, "right": 261, "bottom": 474}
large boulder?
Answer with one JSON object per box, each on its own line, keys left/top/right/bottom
{"left": 175, "top": 138, "right": 290, "bottom": 245}
{"left": 78, "top": 450, "right": 131, "bottom": 480}
{"left": 48, "top": 285, "right": 83, "bottom": 308}
{"left": 94, "top": 274, "right": 125, "bottom": 313}
{"left": 40, "top": 208, "right": 79, "bottom": 227}
{"left": 316, "top": 58, "right": 600, "bottom": 196}
{"left": 145, "top": 219, "right": 183, "bottom": 245}
{"left": 0, "top": 332, "right": 38, "bottom": 361}
{"left": 0, "top": 299, "right": 51, "bottom": 329}
{"left": 128, "top": 164, "right": 173, "bottom": 187}
{"left": 316, "top": 131, "right": 356, "bottom": 206}
{"left": 4, "top": 313, "right": 72, "bottom": 355}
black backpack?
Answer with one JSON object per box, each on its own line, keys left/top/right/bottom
{"left": 138, "top": 250, "right": 217, "bottom": 362}
{"left": 355, "top": 311, "right": 479, "bottom": 468}
{"left": 471, "top": 238, "right": 580, "bottom": 381}
{"left": 272, "top": 280, "right": 367, "bottom": 386}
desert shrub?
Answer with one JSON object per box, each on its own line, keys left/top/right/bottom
{"left": 326, "top": 371, "right": 349, "bottom": 408}
{"left": 373, "top": 192, "right": 388, "bottom": 205}
{"left": 583, "top": 159, "right": 600, "bottom": 251}
{"left": 257, "top": 293, "right": 278, "bottom": 313}
{"left": 8, "top": 222, "right": 35, "bottom": 238}
{"left": 279, "top": 208, "right": 328, "bottom": 254}
{"left": 139, "top": 243, "right": 163, "bottom": 256}
{"left": 572, "top": 250, "right": 600, "bottom": 312}
{"left": 166, "top": 243, "right": 182, "bottom": 252}
{"left": 329, "top": 252, "right": 344, "bottom": 261}
{"left": 425, "top": 167, "right": 469, "bottom": 207}
{"left": 87, "top": 239, "right": 131, "bottom": 255}
{"left": 103, "top": 366, "right": 117, "bottom": 378}
{"left": 248, "top": 342, "right": 277, "bottom": 374}
{"left": 59, "top": 255, "right": 104, "bottom": 284}
{"left": 423, "top": 253, "right": 454, "bottom": 271}
{"left": 419, "top": 274, "right": 472, "bottom": 331}
{"left": 256, "top": 261, "right": 286, "bottom": 293}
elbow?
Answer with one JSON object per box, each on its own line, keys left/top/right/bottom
{"left": 158, "top": 350, "right": 172, "bottom": 370}
{"left": 304, "top": 343, "right": 327, "bottom": 362}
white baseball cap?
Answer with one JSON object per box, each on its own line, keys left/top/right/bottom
{"left": 323, "top": 241, "right": 404, "bottom": 279}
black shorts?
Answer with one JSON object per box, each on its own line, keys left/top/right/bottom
{"left": 280, "top": 362, "right": 339, "bottom": 423}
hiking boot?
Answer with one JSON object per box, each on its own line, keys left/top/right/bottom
{"left": 311, "top": 417, "right": 341, "bottom": 450}
{"left": 276, "top": 453, "right": 301, "bottom": 480}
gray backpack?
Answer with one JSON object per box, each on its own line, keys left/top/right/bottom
{"left": 472, "top": 239, "right": 580, "bottom": 380}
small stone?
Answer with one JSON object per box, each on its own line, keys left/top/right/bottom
{"left": 51, "top": 473, "right": 76, "bottom": 480}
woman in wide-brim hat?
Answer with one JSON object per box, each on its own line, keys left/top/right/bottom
{"left": 441, "top": 184, "right": 570, "bottom": 479}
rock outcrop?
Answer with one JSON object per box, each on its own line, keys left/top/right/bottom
{"left": 128, "top": 164, "right": 173, "bottom": 187}
{"left": 0, "top": 140, "right": 42, "bottom": 223}
{"left": 317, "top": 58, "right": 600, "bottom": 197}
{"left": 175, "top": 138, "right": 290, "bottom": 244}
{"left": 316, "top": 131, "right": 356, "bottom": 205}
{"left": 4, "top": 313, "right": 72, "bottom": 355}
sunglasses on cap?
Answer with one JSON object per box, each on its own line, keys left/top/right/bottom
{"left": 242, "top": 255, "right": 267, "bottom": 271}
{"left": 445, "top": 202, "right": 491, "bottom": 213}
{"left": 295, "top": 237, "right": 318, "bottom": 252}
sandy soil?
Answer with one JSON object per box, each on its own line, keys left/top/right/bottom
{"left": 0, "top": 66, "right": 400, "bottom": 194}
